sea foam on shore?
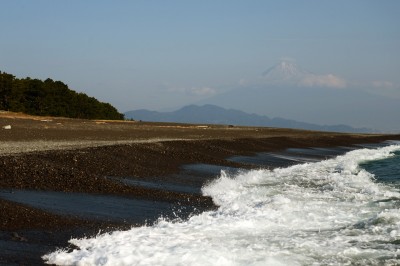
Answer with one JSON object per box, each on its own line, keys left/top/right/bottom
{"left": 44, "top": 144, "right": 400, "bottom": 265}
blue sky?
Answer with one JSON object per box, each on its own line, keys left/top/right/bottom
{"left": 1, "top": 0, "right": 399, "bottom": 115}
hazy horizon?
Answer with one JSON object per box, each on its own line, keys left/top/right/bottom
{"left": 1, "top": 1, "right": 399, "bottom": 130}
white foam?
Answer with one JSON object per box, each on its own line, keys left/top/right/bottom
{"left": 43, "top": 145, "right": 400, "bottom": 265}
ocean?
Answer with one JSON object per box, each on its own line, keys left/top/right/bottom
{"left": 43, "top": 142, "right": 400, "bottom": 265}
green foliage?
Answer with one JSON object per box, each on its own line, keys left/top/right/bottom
{"left": 0, "top": 71, "right": 124, "bottom": 120}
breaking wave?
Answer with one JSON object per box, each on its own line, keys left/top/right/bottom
{"left": 44, "top": 145, "right": 400, "bottom": 265}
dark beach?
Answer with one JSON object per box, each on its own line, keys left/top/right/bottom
{"left": 1, "top": 112, "right": 400, "bottom": 265}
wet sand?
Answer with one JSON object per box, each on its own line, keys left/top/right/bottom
{"left": 1, "top": 112, "right": 400, "bottom": 265}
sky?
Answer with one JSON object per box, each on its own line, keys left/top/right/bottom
{"left": 1, "top": 1, "right": 399, "bottom": 117}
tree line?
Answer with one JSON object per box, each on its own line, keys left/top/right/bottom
{"left": 0, "top": 71, "right": 124, "bottom": 120}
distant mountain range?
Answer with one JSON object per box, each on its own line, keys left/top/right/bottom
{"left": 125, "top": 104, "right": 375, "bottom": 133}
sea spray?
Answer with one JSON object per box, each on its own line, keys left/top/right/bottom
{"left": 44, "top": 145, "right": 400, "bottom": 265}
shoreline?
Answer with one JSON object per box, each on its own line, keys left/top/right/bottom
{"left": 1, "top": 113, "right": 400, "bottom": 264}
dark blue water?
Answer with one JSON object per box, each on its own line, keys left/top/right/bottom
{"left": 0, "top": 190, "right": 191, "bottom": 224}
{"left": 361, "top": 150, "right": 400, "bottom": 186}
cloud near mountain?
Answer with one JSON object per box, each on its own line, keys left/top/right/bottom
{"left": 372, "top": 80, "right": 396, "bottom": 90}
{"left": 168, "top": 86, "right": 216, "bottom": 96}
{"left": 299, "top": 73, "right": 346, "bottom": 88}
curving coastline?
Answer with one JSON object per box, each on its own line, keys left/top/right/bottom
{"left": 1, "top": 112, "right": 400, "bottom": 265}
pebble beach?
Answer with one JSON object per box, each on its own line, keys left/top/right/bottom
{"left": 1, "top": 111, "right": 400, "bottom": 265}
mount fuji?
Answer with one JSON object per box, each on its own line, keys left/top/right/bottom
{"left": 195, "top": 60, "right": 399, "bottom": 132}
{"left": 260, "top": 59, "right": 346, "bottom": 89}
{"left": 261, "top": 60, "right": 311, "bottom": 85}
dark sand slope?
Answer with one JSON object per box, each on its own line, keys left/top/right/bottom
{"left": 1, "top": 111, "right": 400, "bottom": 265}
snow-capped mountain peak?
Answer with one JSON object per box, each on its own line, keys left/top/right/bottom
{"left": 262, "top": 60, "right": 310, "bottom": 84}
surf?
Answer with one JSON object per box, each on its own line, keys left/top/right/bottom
{"left": 43, "top": 144, "right": 400, "bottom": 265}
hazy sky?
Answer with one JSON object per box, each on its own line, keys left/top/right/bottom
{"left": 1, "top": 0, "right": 399, "bottom": 113}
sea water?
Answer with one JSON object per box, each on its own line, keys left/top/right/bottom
{"left": 43, "top": 143, "right": 400, "bottom": 265}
